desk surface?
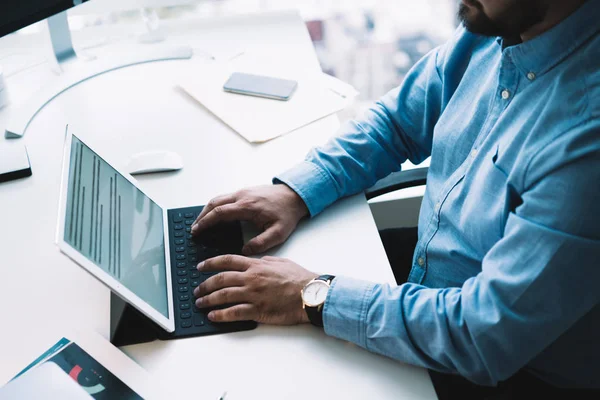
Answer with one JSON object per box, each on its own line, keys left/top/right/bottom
{"left": 0, "top": 10, "right": 436, "bottom": 400}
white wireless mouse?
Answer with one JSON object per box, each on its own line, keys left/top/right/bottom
{"left": 127, "top": 150, "right": 184, "bottom": 175}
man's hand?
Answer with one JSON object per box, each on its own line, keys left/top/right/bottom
{"left": 193, "top": 255, "right": 318, "bottom": 325}
{"left": 191, "top": 185, "right": 309, "bottom": 256}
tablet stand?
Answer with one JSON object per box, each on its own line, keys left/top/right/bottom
{"left": 110, "top": 292, "right": 167, "bottom": 347}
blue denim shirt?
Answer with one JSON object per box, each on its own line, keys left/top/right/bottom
{"left": 275, "top": 0, "right": 600, "bottom": 388}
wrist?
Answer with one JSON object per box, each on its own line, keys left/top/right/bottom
{"left": 299, "top": 274, "right": 318, "bottom": 324}
{"left": 278, "top": 183, "right": 309, "bottom": 220}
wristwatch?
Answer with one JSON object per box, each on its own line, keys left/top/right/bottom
{"left": 301, "top": 275, "right": 335, "bottom": 327}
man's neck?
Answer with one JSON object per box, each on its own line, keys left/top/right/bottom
{"left": 520, "top": 0, "right": 588, "bottom": 42}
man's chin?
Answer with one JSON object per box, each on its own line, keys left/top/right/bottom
{"left": 458, "top": 3, "right": 503, "bottom": 37}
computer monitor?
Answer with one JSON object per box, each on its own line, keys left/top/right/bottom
{"left": 0, "top": 1, "right": 89, "bottom": 39}
{"left": 0, "top": 0, "right": 192, "bottom": 139}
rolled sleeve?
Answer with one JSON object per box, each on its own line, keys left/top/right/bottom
{"left": 323, "top": 276, "right": 376, "bottom": 349}
{"left": 273, "top": 161, "right": 339, "bottom": 217}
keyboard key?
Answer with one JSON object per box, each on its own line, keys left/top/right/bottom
{"left": 187, "top": 241, "right": 196, "bottom": 247}
{"left": 180, "top": 312, "right": 191, "bottom": 319}
{"left": 176, "top": 246, "right": 185, "bottom": 253}
{"left": 176, "top": 254, "right": 186, "bottom": 260}
{"left": 177, "top": 261, "right": 186, "bottom": 268}
{"left": 177, "top": 270, "right": 187, "bottom": 276}
{"left": 173, "top": 213, "right": 184, "bottom": 223}
{"left": 193, "top": 314, "right": 205, "bottom": 326}
{"left": 185, "top": 219, "right": 194, "bottom": 225}
{"left": 175, "top": 239, "right": 185, "bottom": 245}
{"left": 178, "top": 286, "right": 188, "bottom": 293}
{"left": 179, "top": 294, "right": 190, "bottom": 301}
{"left": 178, "top": 278, "right": 189, "bottom": 284}
{"left": 174, "top": 231, "right": 184, "bottom": 238}
{"left": 181, "top": 320, "right": 192, "bottom": 328}
{"left": 186, "top": 234, "right": 193, "bottom": 239}
{"left": 174, "top": 224, "right": 184, "bottom": 231}
{"left": 189, "top": 256, "right": 198, "bottom": 263}
{"left": 188, "top": 248, "right": 197, "bottom": 255}
{"left": 185, "top": 227, "right": 191, "bottom": 232}
{"left": 184, "top": 212, "right": 194, "bottom": 218}
{"left": 180, "top": 303, "right": 191, "bottom": 310}
{"left": 190, "top": 271, "right": 200, "bottom": 278}
{"left": 190, "top": 280, "right": 200, "bottom": 287}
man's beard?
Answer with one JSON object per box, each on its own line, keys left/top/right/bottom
{"left": 458, "top": 0, "right": 544, "bottom": 38}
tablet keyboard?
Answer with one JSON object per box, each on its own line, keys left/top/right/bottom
{"left": 167, "top": 206, "right": 253, "bottom": 335}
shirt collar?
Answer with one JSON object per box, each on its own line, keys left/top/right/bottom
{"left": 500, "top": 0, "right": 600, "bottom": 77}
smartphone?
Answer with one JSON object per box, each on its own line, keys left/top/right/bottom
{"left": 223, "top": 72, "right": 298, "bottom": 101}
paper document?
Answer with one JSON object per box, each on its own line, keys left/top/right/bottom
{"left": 0, "top": 363, "right": 91, "bottom": 399}
{"left": 179, "top": 61, "right": 358, "bottom": 143}
{"left": 3, "top": 330, "right": 165, "bottom": 400}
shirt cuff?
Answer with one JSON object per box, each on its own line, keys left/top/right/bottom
{"left": 323, "top": 276, "right": 376, "bottom": 349}
{"left": 273, "top": 161, "right": 339, "bottom": 217}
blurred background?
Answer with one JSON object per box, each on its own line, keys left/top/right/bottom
{"left": 3, "top": 0, "right": 460, "bottom": 123}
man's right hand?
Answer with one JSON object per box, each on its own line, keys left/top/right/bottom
{"left": 191, "top": 184, "right": 309, "bottom": 256}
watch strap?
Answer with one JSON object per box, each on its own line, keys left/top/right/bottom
{"left": 316, "top": 274, "right": 335, "bottom": 284}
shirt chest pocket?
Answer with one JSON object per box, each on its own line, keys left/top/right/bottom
{"left": 458, "top": 146, "right": 514, "bottom": 254}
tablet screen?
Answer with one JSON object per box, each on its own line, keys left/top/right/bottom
{"left": 63, "top": 135, "right": 169, "bottom": 318}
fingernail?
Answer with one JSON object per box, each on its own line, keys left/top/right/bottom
{"left": 197, "top": 261, "right": 204, "bottom": 270}
{"left": 193, "top": 287, "right": 199, "bottom": 297}
{"left": 191, "top": 224, "right": 198, "bottom": 232}
{"left": 208, "top": 311, "right": 215, "bottom": 320}
{"left": 195, "top": 297, "right": 203, "bottom": 307}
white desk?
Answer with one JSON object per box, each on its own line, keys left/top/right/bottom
{"left": 0, "top": 10, "right": 437, "bottom": 400}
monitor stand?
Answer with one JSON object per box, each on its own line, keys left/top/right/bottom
{"left": 4, "top": 11, "right": 192, "bottom": 139}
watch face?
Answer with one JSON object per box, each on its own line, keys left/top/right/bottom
{"left": 302, "top": 280, "right": 329, "bottom": 307}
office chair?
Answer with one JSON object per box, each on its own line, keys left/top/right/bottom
{"left": 365, "top": 167, "right": 429, "bottom": 200}
{"left": 365, "top": 166, "right": 428, "bottom": 285}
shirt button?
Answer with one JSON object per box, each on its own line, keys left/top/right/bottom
{"left": 527, "top": 72, "right": 536, "bottom": 81}
{"left": 501, "top": 89, "right": 511, "bottom": 100}
{"left": 417, "top": 257, "right": 425, "bottom": 267}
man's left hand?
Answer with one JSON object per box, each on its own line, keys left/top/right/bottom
{"left": 193, "top": 255, "right": 318, "bottom": 325}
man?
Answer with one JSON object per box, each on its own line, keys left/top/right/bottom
{"left": 191, "top": 0, "right": 599, "bottom": 397}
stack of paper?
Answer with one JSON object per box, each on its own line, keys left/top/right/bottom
{"left": 179, "top": 58, "right": 358, "bottom": 143}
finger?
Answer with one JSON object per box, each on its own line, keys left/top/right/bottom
{"left": 191, "top": 193, "right": 236, "bottom": 232}
{"left": 192, "top": 203, "right": 256, "bottom": 234}
{"left": 194, "top": 271, "right": 245, "bottom": 297}
{"left": 198, "top": 254, "right": 254, "bottom": 272}
{"left": 207, "top": 304, "right": 258, "bottom": 323}
{"left": 242, "top": 225, "right": 286, "bottom": 255}
{"left": 195, "top": 287, "right": 247, "bottom": 309}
